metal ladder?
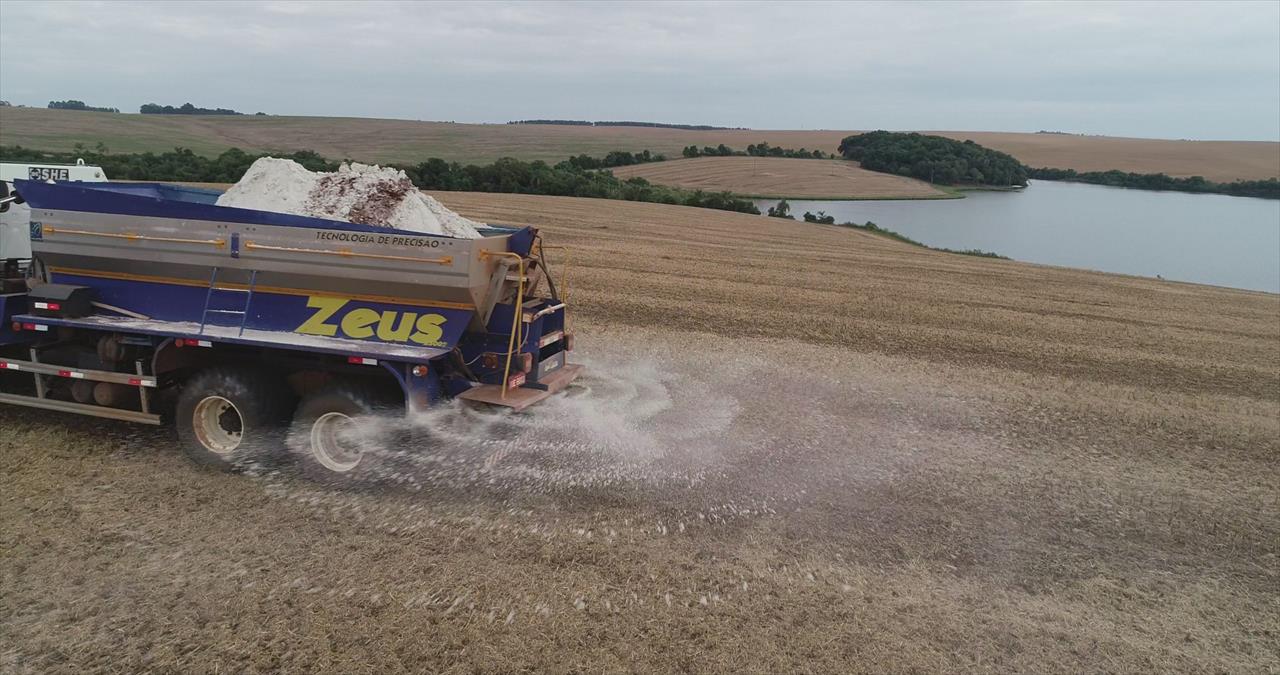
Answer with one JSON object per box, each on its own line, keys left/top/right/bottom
{"left": 198, "top": 267, "right": 257, "bottom": 336}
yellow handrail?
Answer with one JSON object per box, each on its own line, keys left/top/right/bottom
{"left": 244, "top": 241, "right": 452, "bottom": 265}
{"left": 480, "top": 250, "right": 525, "bottom": 400}
{"left": 43, "top": 225, "right": 225, "bottom": 248}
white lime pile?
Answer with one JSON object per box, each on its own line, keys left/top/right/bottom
{"left": 215, "top": 157, "right": 485, "bottom": 238}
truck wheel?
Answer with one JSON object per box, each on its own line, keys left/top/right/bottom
{"left": 175, "top": 366, "right": 293, "bottom": 470}
{"left": 288, "top": 383, "right": 399, "bottom": 482}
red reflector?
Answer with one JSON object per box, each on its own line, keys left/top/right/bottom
{"left": 22, "top": 323, "right": 36, "bottom": 330}
{"left": 57, "top": 369, "right": 71, "bottom": 377}
{"left": 48, "top": 302, "right": 61, "bottom": 311}
{"left": 508, "top": 372, "right": 526, "bottom": 389}
{"left": 128, "top": 378, "right": 142, "bottom": 385}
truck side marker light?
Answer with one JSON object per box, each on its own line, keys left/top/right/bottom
{"left": 508, "top": 372, "right": 526, "bottom": 389}
{"left": 411, "top": 365, "right": 429, "bottom": 377}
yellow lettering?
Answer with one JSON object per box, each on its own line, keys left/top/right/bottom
{"left": 410, "top": 314, "right": 447, "bottom": 346}
{"left": 300, "top": 299, "right": 448, "bottom": 345}
{"left": 375, "top": 310, "right": 417, "bottom": 341}
{"left": 340, "top": 308, "right": 380, "bottom": 339}
{"left": 296, "top": 296, "right": 346, "bottom": 337}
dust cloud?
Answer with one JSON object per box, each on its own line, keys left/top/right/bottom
{"left": 248, "top": 327, "right": 1001, "bottom": 541}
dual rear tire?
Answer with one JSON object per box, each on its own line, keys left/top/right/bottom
{"left": 175, "top": 367, "right": 397, "bottom": 481}
{"left": 287, "top": 383, "right": 399, "bottom": 483}
{"left": 175, "top": 367, "right": 292, "bottom": 469}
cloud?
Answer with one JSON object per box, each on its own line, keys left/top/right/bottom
{"left": 1, "top": 0, "right": 1277, "bottom": 139}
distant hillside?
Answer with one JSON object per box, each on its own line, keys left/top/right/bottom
{"left": 508, "top": 120, "right": 746, "bottom": 130}
{"left": 0, "top": 107, "right": 1275, "bottom": 181}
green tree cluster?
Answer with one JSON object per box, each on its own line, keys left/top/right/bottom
{"left": 47, "top": 100, "right": 119, "bottom": 113}
{"left": 1027, "top": 167, "right": 1279, "bottom": 199}
{"left": 838, "top": 131, "right": 1028, "bottom": 187}
{"left": 745, "top": 142, "right": 826, "bottom": 159}
{"left": 0, "top": 145, "right": 333, "bottom": 183}
{"left": 140, "top": 102, "right": 243, "bottom": 115}
{"left": 506, "top": 119, "right": 594, "bottom": 126}
{"left": 400, "top": 157, "right": 757, "bottom": 213}
{"left": 681, "top": 143, "right": 827, "bottom": 159}
{"left": 766, "top": 199, "right": 794, "bottom": 219}
{"left": 0, "top": 146, "right": 760, "bottom": 216}
{"left": 559, "top": 149, "right": 666, "bottom": 170}
{"left": 682, "top": 144, "right": 735, "bottom": 158}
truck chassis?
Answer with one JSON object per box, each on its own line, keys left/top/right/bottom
{"left": 0, "top": 179, "right": 582, "bottom": 479}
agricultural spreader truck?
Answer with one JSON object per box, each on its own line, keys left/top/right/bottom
{"left": 0, "top": 179, "right": 581, "bottom": 478}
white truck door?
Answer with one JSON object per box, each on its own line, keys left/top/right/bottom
{"left": 0, "top": 181, "right": 33, "bottom": 260}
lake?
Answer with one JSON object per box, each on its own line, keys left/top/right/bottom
{"left": 756, "top": 181, "right": 1280, "bottom": 293}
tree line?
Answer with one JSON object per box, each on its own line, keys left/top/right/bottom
{"left": 0, "top": 145, "right": 760, "bottom": 215}
{"left": 1026, "top": 167, "right": 1279, "bottom": 200}
{"left": 394, "top": 157, "right": 757, "bottom": 213}
{"left": 559, "top": 149, "right": 667, "bottom": 170}
{"left": 507, "top": 120, "right": 744, "bottom": 130}
{"left": 682, "top": 142, "right": 830, "bottom": 159}
{"left": 838, "top": 131, "right": 1028, "bottom": 187}
{"left": 140, "top": 103, "right": 263, "bottom": 115}
{"left": 47, "top": 100, "right": 120, "bottom": 113}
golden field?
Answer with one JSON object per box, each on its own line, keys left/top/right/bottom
{"left": 608, "top": 156, "right": 949, "bottom": 199}
{"left": 3, "top": 106, "right": 1277, "bottom": 181}
{"left": 2, "top": 193, "right": 1277, "bottom": 672}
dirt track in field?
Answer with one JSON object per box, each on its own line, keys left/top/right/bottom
{"left": 608, "top": 156, "right": 948, "bottom": 199}
{"left": 4, "top": 107, "right": 1278, "bottom": 182}
{"left": 2, "top": 193, "right": 1278, "bottom": 672}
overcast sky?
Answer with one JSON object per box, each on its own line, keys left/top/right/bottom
{"left": 1, "top": 1, "right": 1277, "bottom": 140}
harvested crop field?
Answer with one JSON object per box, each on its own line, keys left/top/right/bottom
{"left": 936, "top": 130, "right": 1280, "bottom": 183}
{"left": 2, "top": 193, "right": 1278, "bottom": 672}
{"left": 608, "top": 156, "right": 948, "bottom": 199}
{"left": 3, "top": 107, "right": 1277, "bottom": 181}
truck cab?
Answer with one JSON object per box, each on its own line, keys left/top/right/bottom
{"left": 1, "top": 159, "right": 109, "bottom": 261}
